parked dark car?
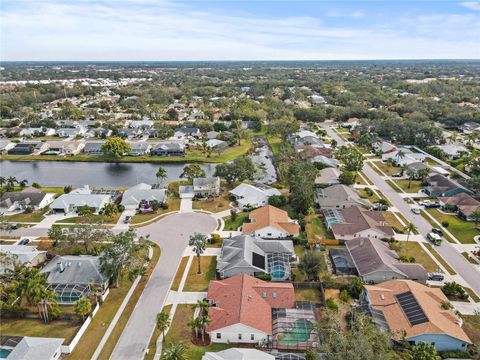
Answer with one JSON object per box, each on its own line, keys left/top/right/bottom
{"left": 432, "top": 228, "right": 443, "bottom": 236}
{"left": 428, "top": 272, "right": 444, "bottom": 281}
{"left": 10, "top": 224, "right": 18, "bottom": 230}
{"left": 391, "top": 172, "right": 403, "bottom": 178}
{"left": 123, "top": 215, "right": 132, "bottom": 224}
{"left": 373, "top": 203, "right": 388, "bottom": 211}
{"left": 18, "top": 238, "right": 30, "bottom": 245}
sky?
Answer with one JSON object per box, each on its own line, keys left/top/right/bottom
{"left": 1, "top": 0, "right": 479, "bottom": 61}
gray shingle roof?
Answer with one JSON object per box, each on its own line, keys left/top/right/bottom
{"left": 40, "top": 255, "right": 107, "bottom": 285}
{"left": 7, "top": 336, "right": 64, "bottom": 360}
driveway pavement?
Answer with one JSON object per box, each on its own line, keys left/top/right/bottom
{"left": 321, "top": 123, "right": 480, "bottom": 296}
{"left": 110, "top": 211, "right": 217, "bottom": 360}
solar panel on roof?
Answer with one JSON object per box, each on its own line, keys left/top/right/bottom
{"left": 396, "top": 291, "right": 428, "bottom": 326}
{"left": 252, "top": 252, "right": 265, "bottom": 270}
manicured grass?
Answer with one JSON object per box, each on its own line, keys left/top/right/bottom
{"left": 0, "top": 318, "right": 80, "bottom": 344}
{"left": 39, "top": 186, "right": 65, "bottom": 195}
{"left": 192, "top": 191, "right": 231, "bottom": 212}
{"left": 1, "top": 140, "right": 251, "bottom": 164}
{"left": 426, "top": 209, "right": 479, "bottom": 244}
{"left": 57, "top": 213, "right": 121, "bottom": 224}
{"left": 382, "top": 211, "right": 405, "bottom": 233}
{"left": 223, "top": 212, "right": 249, "bottom": 231}
{"left": 97, "top": 243, "right": 161, "bottom": 360}
{"left": 375, "top": 161, "right": 401, "bottom": 176}
{"left": 171, "top": 257, "right": 189, "bottom": 291}
{"left": 131, "top": 198, "right": 181, "bottom": 224}
{"left": 4, "top": 209, "right": 47, "bottom": 222}
{"left": 294, "top": 288, "right": 322, "bottom": 303}
{"left": 462, "top": 315, "right": 480, "bottom": 346}
{"left": 423, "top": 243, "right": 456, "bottom": 275}
{"left": 420, "top": 211, "right": 455, "bottom": 243}
{"left": 393, "top": 179, "right": 423, "bottom": 193}
{"left": 464, "top": 288, "right": 480, "bottom": 303}
{"left": 145, "top": 304, "right": 172, "bottom": 360}
{"left": 306, "top": 215, "right": 332, "bottom": 243}
{"left": 395, "top": 242, "right": 441, "bottom": 273}
{"left": 67, "top": 279, "right": 134, "bottom": 359}
{"left": 183, "top": 256, "right": 217, "bottom": 292}
{"left": 163, "top": 304, "right": 233, "bottom": 360}
{"left": 359, "top": 172, "right": 373, "bottom": 185}
{"left": 358, "top": 188, "right": 381, "bottom": 204}
{"left": 462, "top": 251, "right": 479, "bottom": 264}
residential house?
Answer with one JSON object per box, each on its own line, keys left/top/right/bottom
{"left": 242, "top": 205, "right": 300, "bottom": 239}
{"left": 85, "top": 127, "right": 112, "bottom": 138}
{"left": 439, "top": 192, "right": 480, "bottom": 222}
{"left": 150, "top": 142, "right": 185, "bottom": 157}
{"left": 460, "top": 121, "right": 480, "bottom": 134}
{"left": 424, "top": 174, "right": 474, "bottom": 198}
{"left": 324, "top": 206, "right": 394, "bottom": 241}
{"left": 310, "top": 155, "right": 339, "bottom": 168}
{"left": 346, "top": 237, "right": 427, "bottom": 284}
{"left": 362, "top": 279, "right": 471, "bottom": 351}
{"left": 315, "top": 184, "right": 369, "bottom": 210}
{"left": 435, "top": 144, "right": 470, "bottom": 160}
{"left": 315, "top": 167, "right": 340, "bottom": 185}
{"left": 206, "top": 139, "right": 229, "bottom": 150}
{"left": 288, "top": 130, "right": 324, "bottom": 148}
{"left": 217, "top": 234, "right": 294, "bottom": 280}
{"left": 20, "top": 127, "right": 55, "bottom": 137}
{"left": 404, "top": 162, "right": 429, "bottom": 179}
{"left": 50, "top": 186, "right": 111, "bottom": 214}
{"left": 382, "top": 148, "right": 426, "bottom": 167}
{"left": 118, "top": 128, "right": 141, "bottom": 139}
{"left": 40, "top": 255, "right": 108, "bottom": 303}
{"left": 230, "top": 183, "right": 281, "bottom": 210}
{"left": 129, "top": 119, "right": 154, "bottom": 130}
{"left": 4, "top": 336, "right": 64, "bottom": 360}
{"left": 206, "top": 131, "right": 219, "bottom": 140}
{"left": 121, "top": 183, "right": 167, "bottom": 210}
{"left": 56, "top": 126, "right": 86, "bottom": 138}
{"left": 0, "top": 188, "right": 55, "bottom": 212}
{"left": 43, "top": 141, "right": 84, "bottom": 156}
{"left": 202, "top": 349, "right": 274, "bottom": 360}
{"left": 296, "top": 145, "right": 333, "bottom": 160}
{"left": 0, "top": 140, "right": 15, "bottom": 153}
{"left": 127, "top": 142, "right": 151, "bottom": 156}
{"left": 174, "top": 126, "right": 201, "bottom": 139}
{"left": 78, "top": 120, "right": 98, "bottom": 128}
{"left": 373, "top": 141, "right": 396, "bottom": 154}
{"left": 8, "top": 142, "right": 49, "bottom": 155}
{"left": 207, "top": 274, "right": 295, "bottom": 344}
{"left": 0, "top": 245, "right": 47, "bottom": 274}
{"left": 193, "top": 177, "right": 221, "bottom": 197}
{"left": 83, "top": 141, "right": 105, "bottom": 155}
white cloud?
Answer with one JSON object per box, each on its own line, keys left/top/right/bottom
{"left": 461, "top": 2, "right": 480, "bottom": 11}
{"left": 0, "top": 0, "right": 479, "bottom": 60}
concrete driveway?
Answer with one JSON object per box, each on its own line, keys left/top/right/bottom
{"left": 110, "top": 211, "right": 217, "bottom": 360}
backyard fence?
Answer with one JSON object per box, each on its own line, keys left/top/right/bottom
{"left": 61, "top": 302, "right": 100, "bottom": 354}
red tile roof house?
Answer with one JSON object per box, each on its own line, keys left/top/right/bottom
{"left": 242, "top": 205, "right": 300, "bottom": 239}
{"left": 206, "top": 274, "right": 295, "bottom": 345}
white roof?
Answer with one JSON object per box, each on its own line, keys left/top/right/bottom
{"left": 202, "top": 348, "right": 275, "bottom": 360}
{"left": 0, "top": 245, "right": 46, "bottom": 265}
{"left": 121, "top": 185, "right": 166, "bottom": 206}
{"left": 229, "top": 183, "right": 280, "bottom": 207}
{"left": 50, "top": 193, "right": 110, "bottom": 210}
{"left": 437, "top": 144, "right": 470, "bottom": 156}
{"left": 7, "top": 336, "right": 64, "bottom": 360}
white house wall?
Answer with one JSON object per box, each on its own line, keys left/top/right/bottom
{"left": 208, "top": 323, "right": 269, "bottom": 344}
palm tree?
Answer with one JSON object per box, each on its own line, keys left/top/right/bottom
{"left": 395, "top": 150, "right": 406, "bottom": 165}
{"left": 188, "top": 317, "right": 201, "bottom": 339}
{"left": 35, "top": 288, "right": 58, "bottom": 323}
{"left": 417, "top": 168, "right": 431, "bottom": 185}
{"left": 405, "top": 167, "right": 417, "bottom": 189}
{"left": 156, "top": 166, "right": 167, "bottom": 186}
{"left": 161, "top": 343, "right": 187, "bottom": 360}
{"left": 100, "top": 203, "right": 118, "bottom": 219}
{"left": 18, "top": 179, "right": 28, "bottom": 189}
{"left": 156, "top": 312, "right": 171, "bottom": 342}
{"left": 404, "top": 223, "right": 417, "bottom": 242}
{"left": 189, "top": 233, "right": 207, "bottom": 274}
{"left": 74, "top": 296, "right": 92, "bottom": 322}
{"left": 195, "top": 299, "right": 209, "bottom": 316}
{"left": 6, "top": 176, "right": 17, "bottom": 190}
{"left": 0, "top": 176, "right": 5, "bottom": 189}
{"left": 197, "top": 315, "right": 211, "bottom": 342}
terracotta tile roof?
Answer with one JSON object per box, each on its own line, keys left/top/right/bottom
{"left": 206, "top": 274, "right": 295, "bottom": 334}
{"left": 365, "top": 280, "right": 471, "bottom": 344}
{"left": 242, "top": 205, "right": 300, "bottom": 236}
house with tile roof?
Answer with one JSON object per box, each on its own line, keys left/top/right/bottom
{"left": 242, "top": 205, "right": 300, "bottom": 239}
{"left": 324, "top": 206, "right": 394, "bottom": 241}
{"left": 363, "top": 280, "right": 471, "bottom": 351}
{"left": 315, "top": 184, "right": 370, "bottom": 210}
{"left": 217, "top": 234, "right": 294, "bottom": 280}
{"left": 206, "top": 274, "right": 295, "bottom": 344}
{"left": 439, "top": 192, "right": 480, "bottom": 222}
{"left": 424, "top": 174, "right": 474, "bottom": 198}
{"left": 346, "top": 238, "right": 427, "bottom": 284}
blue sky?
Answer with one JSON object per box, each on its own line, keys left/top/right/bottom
{"left": 1, "top": 0, "right": 479, "bottom": 61}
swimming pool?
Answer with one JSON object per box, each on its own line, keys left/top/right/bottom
{"left": 271, "top": 264, "right": 286, "bottom": 280}
{"left": 0, "top": 348, "right": 12, "bottom": 359}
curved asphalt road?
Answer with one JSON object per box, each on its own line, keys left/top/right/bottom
{"left": 110, "top": 212, "right": 217, "bottom": 360}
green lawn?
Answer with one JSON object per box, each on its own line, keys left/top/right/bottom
{"left": 97, "top": 243, "right": 161, "bottom": 360}
{"left": 374, "top": 161, "right": 401, "bottom": 176}
{"left": 426, "top": 209, "right": 479, "bottom": 244}
{"left": 145, "top": 304, "right": 172, "bottom": 360}
{"left": 394, "top": 242, "right": 441, "bottom": 273}
{"left": 57, "top": 213, "right": 121, "bottom": 225}
{"left": 5, "top": 209, "right": 47, "bottom": 222}
{"left": 0, "top": 318, "right": 80, "bottom": 344}
{"left": 392, "top": 179, "right": 423, "bottom": 193}
{"left": 171, "top": 257, "right": 189, "bottom": 291}
{"left": 423, "top": 243, "right": 456, "bottom": 275}
{"left": 294, "top": 288, "right": 322, "bottom": 303}
{"left": 306, "top": 215, "right": 332, "bottom": 243}
{"left": 420, "top": 211, "right": 455, "bottom": 243}
{"left": 192, "top": 191, "right": 231, "bottom": 212}
{"left": 358, "top": 188, "right": 381, "bottom": 204}
{"left": 223, "top": 212, "right": 249, "bottom": 231}
{"left": 382, "top": 211, "right": 405, "bottom": 233}
{"left": 462, "top": 315, "right": 480, "bottom": 346}
{"left": 163, "top": 305, "right": 233, "bottom": 360}
{"left": 183, "top": 256, "right": 217, "bottom": 292}
{"left": 131, "top": 198, "right": 181, "bottom": 224}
